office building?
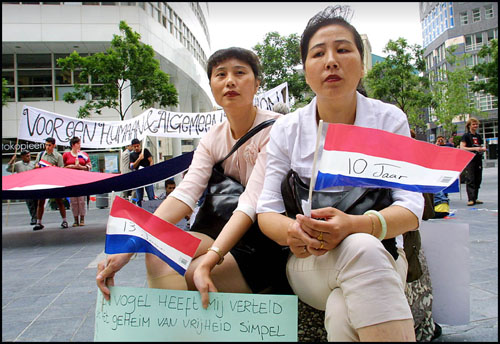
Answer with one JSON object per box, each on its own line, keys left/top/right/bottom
{"left": 419, "top": 2, "right": 498, "bottom": 159}
{"left": 2, "top": 2, "right": 214, "bottom": 174}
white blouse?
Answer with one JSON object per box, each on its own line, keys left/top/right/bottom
{"left": 256, "top": 93, "right": 424, "bottom": 248}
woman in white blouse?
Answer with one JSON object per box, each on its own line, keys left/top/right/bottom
{"left": 256, "top": 6, "right": 423, "bottom": 342}
{"left": 97, "top": 47, "right": 289, "bottom": 308}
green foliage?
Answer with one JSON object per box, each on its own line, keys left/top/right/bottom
{"left": 2, "top": 78, "right": 10, "bottom": 106}
{"left": 57, "top": 21, "right": 178, "bottom": 120}
{"left": 253, "top": 32, "right": 309, "bottom": 110}
{"left": 471, "top": 39, "right": 498, "bottom": 98}
{"left": 430, "top": 45, "right": 485, "bottom": 138}
{"left": 364, "top": 38, "right": 432, "bottom": 132}
{"left": 453, "top": 135, "right": 462, "bottom": 148}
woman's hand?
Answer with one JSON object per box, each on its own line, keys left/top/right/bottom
{"left": 96, "top": 253, "right": 134, "bottom": 301}
{"left": 192, "top": 263, "right": 218, "bottom": 309}
{"left": 287, "top": 221, "right": 313, "bottom": 258}
{"left": 296, "top": 207, "right": 354, "bottom": 252}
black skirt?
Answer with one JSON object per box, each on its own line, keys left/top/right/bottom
{"left": 191, "top": 221, "right": 292, "bottom": 294}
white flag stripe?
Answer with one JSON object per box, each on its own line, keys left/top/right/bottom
{"left": 106, "top": 215, "right": 192, "bottom": 270}
{"left": 8, "top": 184, "right": 65, "bottom": 191}
{"left": 318, "top": 151, "right": 460, "bottom": 187}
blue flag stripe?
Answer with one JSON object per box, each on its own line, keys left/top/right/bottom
{"left": 105, "top": 234, "right": 186, "bottom": 276}
{"left": 442, "top": 178, "right": 460, "bottom": 193}
{"left": 315, "top": 172, "right": 450, "bottom": 194}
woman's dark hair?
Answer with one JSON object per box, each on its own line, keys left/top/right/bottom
{"left": 70, "top": 136, "right": 80, "bottom": 147}
{"left": 206, "top": 47, "right": 262, "bottom": 83}
{"left": 300, "top": 5, "right": 364, "bottom": 68}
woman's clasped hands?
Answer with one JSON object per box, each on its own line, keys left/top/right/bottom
{"left": 287, "top": 207, "right": 354, "bottom": 257}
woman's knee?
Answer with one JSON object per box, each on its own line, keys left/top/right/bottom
{"left": 145, "top": 253, "right": 174, "bottom": 275}
{"left": 340, "top": 233, "right": 391, "bottom": 266}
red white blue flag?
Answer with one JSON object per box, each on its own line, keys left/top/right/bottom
{"left": 38, "top": 159, "right": 53, "bottom": 168}
{"left": 314, "top": 124, "right": 474, "bottom": 194}
{"left": 78, "top": 151, "right": 89, "bottom": 162}
{"left": 105, "top": 196, "right": 201, "bottom": 276}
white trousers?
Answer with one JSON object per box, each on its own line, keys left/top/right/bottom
{"left": 287, "top": 233, "right": 411, "bottom": 341}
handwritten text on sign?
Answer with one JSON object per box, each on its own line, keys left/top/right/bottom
{"left": 94, "top": 286, "right": 298, "bottom": 342}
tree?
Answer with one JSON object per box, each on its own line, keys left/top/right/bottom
{"left": 57, "top": 21, "right": 178, "bottom": 120}
{"left": 470, "top": 39, "right": 498, "bottom": 98}
{"left": 364, "top": 38, "right": 432, "bottom": 132}
{"left": 430, "top": 45, "right": 484, "bottom": 137}
{"left": 253, "top": 32, "right": 310, "bottom": 110}
{"left": 2, "top": 78, "right": 10, "bottom": 106}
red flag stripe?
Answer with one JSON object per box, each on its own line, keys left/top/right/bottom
{"left": 109, "top": 197, "right": 200, "bottom": 257}
{"left": 323, "top": 124, "right": 474, "bottom": 171}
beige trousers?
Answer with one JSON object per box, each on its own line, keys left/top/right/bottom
{"left": 70, "top": 196, "right": 86, "bottom": 217}
{"left": 286, "top": 233, "right": 411, "bottom": 342}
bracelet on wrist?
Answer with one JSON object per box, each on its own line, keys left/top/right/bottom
{"left": 207, "top": 246, "right": 224, "bottom": 265}
{"left": 363, "top": 210, "right": 387, "bottom": 241}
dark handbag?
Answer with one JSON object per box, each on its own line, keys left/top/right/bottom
{"left": 281, "top": 169, "right": 423, "bottom": 282}
{"left": 190, "top": 119, "right": 276, "bottom": 238}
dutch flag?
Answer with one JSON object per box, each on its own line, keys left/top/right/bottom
{"left": 77, "top": 151, "right": 89, "bottom": 162}
{"left": 105, "top": 197, "right": 201, "bottom": 276}
{"left": 38, "top": 159, "right": 53, "bottom": 168}
{"left": 314, "top": 124, "right": 474, "bottom": 194}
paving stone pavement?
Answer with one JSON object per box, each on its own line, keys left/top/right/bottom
{"left": 2, "top": 166, "right": 498, "bottom": 342}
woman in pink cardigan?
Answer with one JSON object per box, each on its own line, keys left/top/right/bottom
{"left": 97, "top": 47, "right": 289, "bottom": 307}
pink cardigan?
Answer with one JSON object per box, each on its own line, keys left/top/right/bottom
{"left": 169, "top": 108, "right": 281, "bottom": 222}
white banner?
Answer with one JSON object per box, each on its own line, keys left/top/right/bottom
{"left": 254, "top": 82, "right": 289, "bottom": 110}
{"left": 19, "top": 106, "right": 227, "bottom": 148}
{"left": 18, "top": 83, "right": 289, "bottom": 149}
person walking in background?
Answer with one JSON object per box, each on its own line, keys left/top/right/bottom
{"left": 6, "top": 150, "right": 38, "bottom": 225}
{"left": 272, "top": 102, "right": 290, "bottom": 115}
{"left": 436, "top": 135, "right": 454, "bottom": 147}
{"left": 460, "top": 117, "right": 487, "bottom": 206}
{"left": 434, "top": 136, "right": 453, "bottom": 217}
{"left": 33, "top": 137, "right": 68, "bottom": 231}
{"left": 129, "top": 138, "right": 155, "bottom": 207}
{"left": 63, "top": 137, "right": 92, "bottom": 227}
{"left": 120, "top": 144, "right": 134, "bottom": 200}
{"left": 158, "top": 179, "right": 176, "bottom": 200}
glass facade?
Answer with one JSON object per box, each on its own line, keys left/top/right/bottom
{"left": 2, "top": 2, "right": 209, "bottom": 103}
{"left": 422, "top": 2, "right": 454, "bottom": 47}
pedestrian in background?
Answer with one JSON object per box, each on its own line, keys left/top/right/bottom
{"left": 129, "top": 138, "right": 155, "bottom": 207}
{"left": 6, "top": 150, "right": 38, "bottom": 225}
{"left": 120, "top": 144, "right": 134, "bottom": 200}
{"left": 272, "top": 102, "right": 290, "bottom": 115}
{"left": 460, "top": 117, "right": 487, "bottom": 206}
{"left": 434, "top": 137, "right": 452, "bottom": 217}
{"left": 33, "top": 137, "right": 67, "bottom": 231}
{"left": 158, "top": 179, "right": 176, "bottom": 200}
{"left": 63, "top": 136, "right": 92, "bottom": 227}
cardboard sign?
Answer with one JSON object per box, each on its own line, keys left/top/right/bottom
{"left": 419, "top": 221, "right": 470, "bottom": 325}
{"left": 95, "top": 286, "right": 298, "bottom": 342}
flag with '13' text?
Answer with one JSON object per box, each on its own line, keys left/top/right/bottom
{"left": 105, "top": 197, "right": 201, "bottom": 276}
{"left": 314, "top": 124, "right": 474, "bottom": 194}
